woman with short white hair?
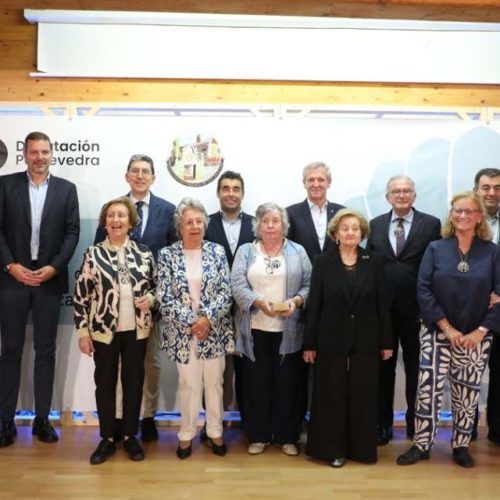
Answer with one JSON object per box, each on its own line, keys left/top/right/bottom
{"left": 157, "top": 197, "right": 234, "bottom": 459}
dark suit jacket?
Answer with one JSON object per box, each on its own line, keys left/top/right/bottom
{"left": 94, "top": 191, "right": 176, "bottom": 261}
{"left": 304, "top": 246, "right": 393, "bottom": 354}
{"left": 286, "top": 199, "right": 344, "bottom": 262}
{"left": 204, "top": 211, "right": 254, "bottom": 269}
{"left": 0, "top": 171, "right": 80, "bottom": 294}
{"left": 365, "top": 208, "right": 441, "bottom": 314}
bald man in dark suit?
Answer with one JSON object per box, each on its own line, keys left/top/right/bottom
{"left": 366, "top": 175, "right": 441, "bottom": 445}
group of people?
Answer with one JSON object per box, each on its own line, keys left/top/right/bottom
{"left": 0, "top": 132, "right": 499, "bottom": 472}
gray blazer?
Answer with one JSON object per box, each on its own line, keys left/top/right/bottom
{"left": 231, "top": 239, "right": 311, "bottom": 361}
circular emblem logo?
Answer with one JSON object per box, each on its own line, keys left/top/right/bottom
{"left": 0, "top": 140, "right": 8, "bottom": 169}
{"left": 167, "top": 134, "right": 224, "bottom": 187}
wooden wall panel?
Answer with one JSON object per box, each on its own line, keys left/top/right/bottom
{"left": 1, "top": 3, "right": 500, "bottom": 107}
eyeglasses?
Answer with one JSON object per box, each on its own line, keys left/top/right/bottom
{"left": 389, "top": 189, "right": 414, "bottom": 196}
{"left": 264, "top": 257, "right": 282, "bottom": 274}
{"left": 451, "top": 208, "right": 479, "bottom": 216}
{"left": 128, "top": 168, "right": 153, "bottom": 176}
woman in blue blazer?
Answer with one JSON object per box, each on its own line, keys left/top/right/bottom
{"left": 157, "top": 198, "right": 234, "bottom": 459}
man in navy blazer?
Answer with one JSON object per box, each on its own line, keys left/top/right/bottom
{"left": 286, "top": 161, "right": 344, "bottom": 424}
{"left": 286, "top": 162, "right": 344, "bottom": 262}
{"left": 204, "top": 170, "right": 254, "bottom": 433}
{"left": 366, "top": 175, "right": 441, "bottom": 445}
{"left": 205, "top": 171, "right": 254, "bottom": 269}
{"left": 0, "top": 131, "right": 80, "bottom": 447}
{"left": 94, "top": 154, "right": 176, "bottom": 442}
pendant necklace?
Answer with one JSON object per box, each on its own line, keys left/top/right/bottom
{"left": 457, "top": 249, "right": 470, "bottom": 273}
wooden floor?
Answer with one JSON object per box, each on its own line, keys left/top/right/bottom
{"left": 1, "top": 426, "right": 500, "bottom": 499}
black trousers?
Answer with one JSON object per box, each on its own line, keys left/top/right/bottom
{"left": 93, "top": 331, "right": 147, "bottom": 439}
{"left": 0, "top": 287, "right": 61, "bottom": 421}
{"left": 241, "top": 330, "right": 302, "bottom": 445}
{"left": 378, "top": 307, "right": 420, "bottom": 434}
{"left": 306, "top": 352, "right": 379, "bottom": 463}
{"left": 487, "top": 335, "right": 500, "bottom": 440}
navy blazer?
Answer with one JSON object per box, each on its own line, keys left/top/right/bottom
{"left": 204, "top": 211, "right": 254, "bottom": 269}
{"left": 366, "top": 208, "right": 441, "bottom": 314}
{"left": 94, "top": 191, "right": 176, "bottom": 261}
{"left": 304, "top": 246, "right": 393, "bottom": 355}
{"left": 0, "top": 171, "right": 80, "bottom": 294}
{"left": 286, "top": 199, "right": 344, "bottom": 262}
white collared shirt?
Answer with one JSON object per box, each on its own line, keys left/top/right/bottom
{"left": 307, "top": 199, "right": 328, "bottom": 250}
{"left": 221, "top": 210, "right": 242, "bottom": 255}
{"left": 27, "top": 171, "right": 50, "bottom": 260}
{"left": 130, "top": 192, "right": 151, "bottom": 237}
{"left": 389, "top": 209, "right": 414, "bottom": 255}
{"left": 486, "top": 211, "right": 500, "bottom": 244}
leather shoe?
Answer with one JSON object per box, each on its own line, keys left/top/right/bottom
{"left": 90, "top": 439, "right": 116, "bottom": 465}
{"left": 377, "top": 426, "right": 393, "bottom": 446}
{"left": 397, "top": 445, "right": 430, "bottom": 465}
{"left": 453, "top": 447, "right": 474, "bottom": 468}
{"left": 0, "top": 420, "right": 17, "bottom": 448}
{"left": 487, "top": 433, "right": 500, "bottom": 446}
{"left": 141, "top": 417, "right": 159, "bottom": 442}
{"left": 113, "top": 418, "right": 123, "bottom": 443}
{"left": 32, "top": 417, "right": 58, "bottom": 443}
{"left": 176, "top": 441, "right": 192, "bottom": 459}
{"left": 330, "top": 457, "right": 346, "bottom": 468}
{"left": 123, "top": 437, "right": 145, "bottom": 461}
{"left": 206, "top": 437, "right": 227, "bottom": 456}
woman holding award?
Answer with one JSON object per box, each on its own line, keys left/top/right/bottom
{"left": 231, "top": 202, "right": 311, "bottom": 457}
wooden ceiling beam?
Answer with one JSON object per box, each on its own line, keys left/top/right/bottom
{"left": 3, "top": 1, "right": 500, "bottom": 22}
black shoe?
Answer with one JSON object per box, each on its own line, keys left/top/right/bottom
{"left": 123, "top": 437, "right": 145, "bottom": 461}
{"left": 199, "top": 425, "right": 208, "bottom": 443}
{"left": 176, "top": 441, "right": 192, "bottom": 459}
{"left": 397, "top": 445, "right": 430, "bottom": 465}
{"left": 0, "top": 420, "right": 16, "bottom": 448}
{"left": 113, "top": 418, "right": 123, "bottom": 443}
{"left": 453, "top": 447, "right": 474, "bottom": 468}
{"left": 329, "top": 457, "right": 346, "bottom": 468}
{"left": 32, "top": 417, "right": 58, "bottom": 443}
{"left": 377, "top": 426, "right": 393, "bottom": 446}
{"left": 206, "top": 437, "right": 227, "bottom": 457}
{"left": 141, "top": 417, "right": 158, "bottom": 442}
{"left": 90, "top": 439, "right": 116, "bottom": 465}
{"left": 487, "top": 433, "right": 500, "bottom": 446}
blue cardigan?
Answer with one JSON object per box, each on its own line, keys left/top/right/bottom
{"left": 418, "top": 236, "right": 500, "bottom": 334}
{"left": 231, "top": 239, "right": 311, "bottom": 361}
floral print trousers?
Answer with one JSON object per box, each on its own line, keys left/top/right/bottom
{"left": 413, "top": 326, "right": 492, "bottom": 451}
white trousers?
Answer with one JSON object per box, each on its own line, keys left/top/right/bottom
{"left": 176, "top": 341, "right": 225, "bottom": 441}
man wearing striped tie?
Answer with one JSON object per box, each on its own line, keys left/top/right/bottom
{"left": 366, "top": 175, "right": 441, "bottom": 446}
{"left": 94, "top": 154, "right": 176, "bottom": 442}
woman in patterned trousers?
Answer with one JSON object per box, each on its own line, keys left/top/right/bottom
{"left": 397, "top": 191, "right": 500, "bottom": 468}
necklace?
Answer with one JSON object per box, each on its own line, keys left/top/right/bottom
{"left": 457, "top": 249, "right": 470, "bottom": 273}
{"left": 261, "top": 241, "right": 284, "bottom": 275}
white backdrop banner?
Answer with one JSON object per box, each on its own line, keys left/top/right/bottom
{"left": 1, "top": 115, "right": 499, "bottom": 413}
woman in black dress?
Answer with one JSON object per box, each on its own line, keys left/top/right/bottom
{"left": 304, "top": 208, "right": 393, "bottom": 468}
